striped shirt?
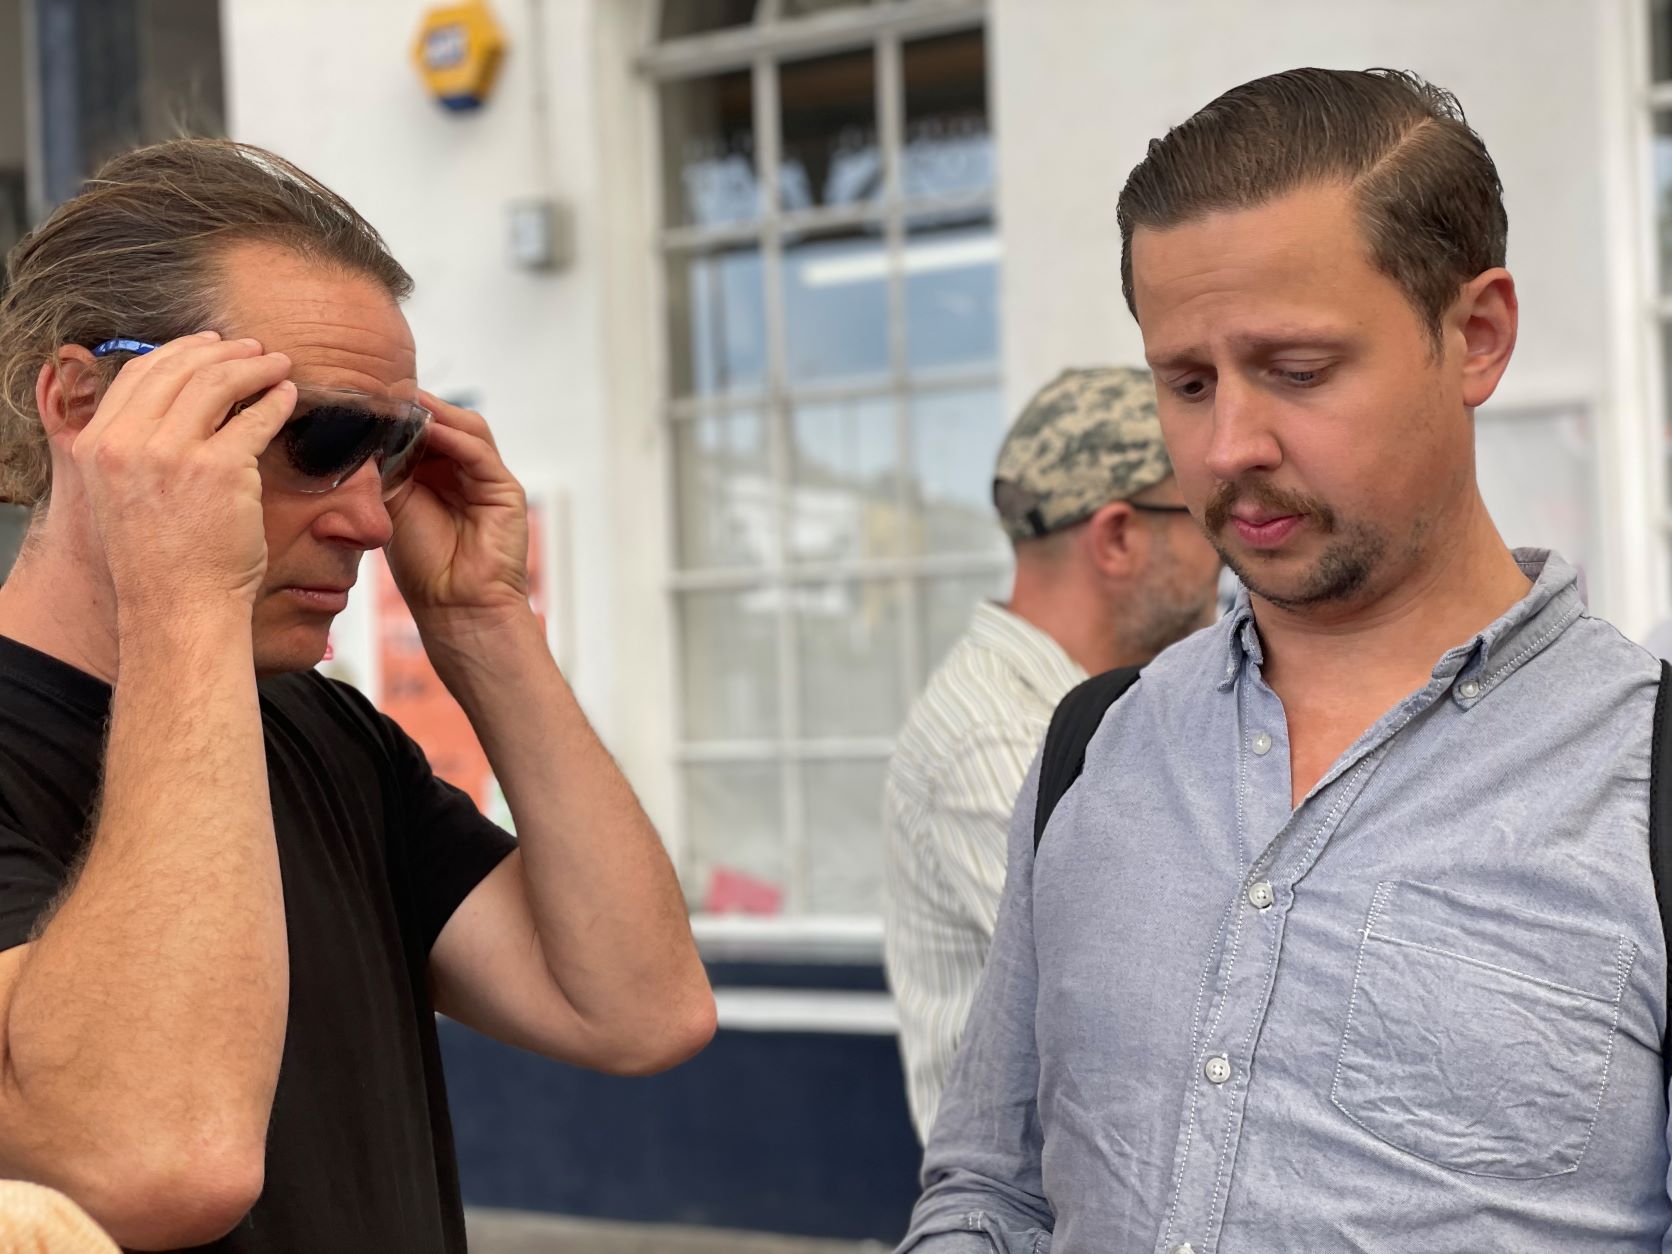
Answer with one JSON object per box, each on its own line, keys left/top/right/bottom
{"left": 883, "top": 600, "right": 1087, "bottom": 1140}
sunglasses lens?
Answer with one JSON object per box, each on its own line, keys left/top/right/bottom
{"left": 279, "top": 407, "right": 384, "bottom": 482}
{"left": 264, "top": 402, "right": 428, "bottom": 497}
{"left": 375, "top": 415, "right": 428, "bottom": 499}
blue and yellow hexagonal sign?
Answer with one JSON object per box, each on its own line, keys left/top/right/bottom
{"left": 413, "top": 1, "right": 506, "bottom": 112}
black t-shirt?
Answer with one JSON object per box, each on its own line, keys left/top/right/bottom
{"left": 0, "top": 636, "right": 517, "bottom": 1253}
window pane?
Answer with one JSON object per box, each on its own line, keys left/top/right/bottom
{"left": 674, "top": 410, "right": 773, "bottom": 569}
{"left": 685, "top": 763, "right": 784, "bottom": 915}
{"left": 661, "top": 0, "right": 757, "bottom": 39}
{"left": 920, "top": 570, "right": 1009, "bottom": 676}
{"left": 1655, "top": 0, "right": 1672, "bottom": 84}
{"left": 667, "top": 245, "right": 768, "bottom": 397}
{"left": 781, "top": 0, "right": 871, "bottom": 17}
{"left": 680, "top": 588, "right": 780, "bottom": 739}
{"left": 789, "top": 394, "right": 903, "bottom": 562}
{"left": 802, "top": 759, "right": 887, "bottom": 914}
{"left": 909, "top": 387, "right": 1010, "bottom": 555}
{"left": 782, "top": 227, "right": 891, "bottom": 384}
{"left": 902, "top": 30, "right": 993, "bottom": 200}
{"left": 661, "top": 70, "right": 757, "bottom": 228}
{"left": 795, "top": 579, "right": 905, "bottom": 737}
{"left": 779, "top": 49, "right": 880, "bottom": 213}
{"left": 904, "top": 216, "right": 1000, "bottom": 371}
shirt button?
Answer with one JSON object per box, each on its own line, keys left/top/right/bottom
{"left": 1251, "top": 731, "right": 1272, "bottom": 755}
{"left": 1174, "top": 1246, "right": 1196, "bottom": 1254}
{"left": 1204, "top": 1054, "right": 1232, "bottom": 1085}
{"left": 1458, "top": 679, "right": 1481, "bottom": 699}
{"left": 1247, "top": 881, "right": 1275, "bottom": 910}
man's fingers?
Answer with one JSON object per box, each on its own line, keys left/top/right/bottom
{"left": 103, "top": 338, "right": 274, "bottom": 440}
{"left": 87, "top": 330, "right": 223, "bottom": 421}
{"left": 154, "top": 352, "right": 294, "bottom": 441}
{"left": 209, "top": 380, "right": 297, "bottom": 458}
{"left": 417, "top": 420, "right": 514, "bottom": 490}
{"left": 417, "top": 390, "right": 498, "bottom": 449}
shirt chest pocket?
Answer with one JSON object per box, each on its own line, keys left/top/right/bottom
{"left": 1329, "top": 879, "right": 1635, "bottom": 1179}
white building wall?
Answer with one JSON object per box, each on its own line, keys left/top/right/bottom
{"left": 990, "top": 0, "right": 1654, "bottom": 630}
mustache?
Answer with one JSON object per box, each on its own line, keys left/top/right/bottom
{"left": 1203, "top": 481, "right": 1337, "bottom": 535}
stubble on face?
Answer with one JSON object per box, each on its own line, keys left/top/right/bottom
{"left": 1203, "top": 479, "right": 1389, "bottom": 611}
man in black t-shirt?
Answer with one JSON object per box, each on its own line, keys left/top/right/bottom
{"left": 0, "top": 140, "right": 715, "bottom": 1252}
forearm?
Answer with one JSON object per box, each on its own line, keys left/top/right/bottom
{"left": 432, "top": 614, "right": 709, "bottom": 1056}
{"left": 2, "top": 609, "right": 286, "bottom": 1193}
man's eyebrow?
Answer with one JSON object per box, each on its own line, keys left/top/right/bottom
{"left": 1147, "top": 329, "right": 1354, "bottom": 370}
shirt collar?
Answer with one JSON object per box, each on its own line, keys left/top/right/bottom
{"left": 967, "top": 600, "right": 1089, "bottom": 706}
{"left": 1216, "top": 548, "right": 1585, "bottom": 701}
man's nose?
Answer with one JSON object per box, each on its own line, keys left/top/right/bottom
{"left": 1204, "top": 373, "right": 1283, "bottom": 483}
{"left": 313, "top": 460, "right": 394, "bottom": 550}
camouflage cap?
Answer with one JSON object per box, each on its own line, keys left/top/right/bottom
{"left": 992, "top": 366, "right": 1173, "bottom": 541}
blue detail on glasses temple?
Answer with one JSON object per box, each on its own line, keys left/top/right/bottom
{"left": 91, "top": 339, "right": 158, "bottom": 358}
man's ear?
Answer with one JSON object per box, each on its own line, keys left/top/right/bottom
{"left": 1084, "top": 499, "right": 1140, "bottom": 578}
{"left": 1453, "top": 268, "right": 1517, "bottom": 410}
{"left": 36, "top": 346, "right": 102, "bottom": 443}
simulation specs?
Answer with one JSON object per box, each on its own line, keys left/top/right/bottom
{"left": 92, "top": 339, "right": 431, "bottom": 501}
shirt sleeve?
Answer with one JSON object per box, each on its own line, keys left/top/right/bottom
{"left": 373, "top": 707, "right": 518, "bottom": 957}
{"left": 897, "top": 752, "right": 1054, "bottom": 1252}
{"left": 0, "top": 825, "right": 70, "bottom": 954}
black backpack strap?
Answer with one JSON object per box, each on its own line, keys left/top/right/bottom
{"left": 1033, "top": 666, "right": 1142, "bottom": 851}
{"left": 1652, "top": 662, "right": 1672, "bottom": 1085}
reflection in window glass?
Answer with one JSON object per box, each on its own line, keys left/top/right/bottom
{"left": 789, "top": 395, "right": 902, "bottom": 562}
{"left": 902, "top": 30, "right": 992, "bottom": 201}
{"left": 674, "top": 411, "right": 773, "bottom": 569}
{"left": 781, "top": 0, "right": 871, "bottom": 17}
{"left": 661, "top": 71, "right": 757, "bottom": 228}
{"left": 681, "top": 588, "right": 781, "bottom": 739}
{"left": 684, "top": 763, "right": 783, "bottom": 915}
{"left": 661, "top": 0, "right": 757, "bottom": 39}
{"left": 780, "top": 49, "right": 881, "bottom": 212}
{"left": 920, "top": 569, "right": 1010, "bottom": 675}
{"left": 802, "top": 759, "right": 888, "bottom": 915}
{"left": 783, "top": 229, "right": 891, "bottom": 383}
{"left": 666, "top": 246, "right": 768, "bottom": 397}
{"left": 904, "top": 217, "right": 1000, "bottom": 370}
{"left": 795, "top": 579, "right": 905, "bottom": 737}
{"left": 909, "top": 388, "right": 1010, "bottom": 556}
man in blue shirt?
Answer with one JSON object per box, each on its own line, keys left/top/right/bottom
{"left": 900, "top": 68, "right": 1672, "bottom": 1253}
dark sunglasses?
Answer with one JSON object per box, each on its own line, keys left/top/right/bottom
{"left": 91, "top": 338, "right": 431, "bottom": 501}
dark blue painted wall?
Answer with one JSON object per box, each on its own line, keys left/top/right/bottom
{"left": 439, "top": 989, "right": 922, "bottom": 1241}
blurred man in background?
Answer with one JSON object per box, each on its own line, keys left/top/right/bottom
{"left": 882, "top": 366, "right": 1220, "bottom": 1140}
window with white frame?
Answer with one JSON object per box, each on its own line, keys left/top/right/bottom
{"left": 647, "top": 0, "right": 1006, "bottom": 920}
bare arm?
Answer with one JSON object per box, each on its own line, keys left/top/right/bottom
{"left": 0, "top": 335, "right": 298, "bottom": 1249}
{"left": 429, "top": 618, "right": 714, "bottom": 1074}
{"left": 390, "top": 393, "right": 712, "bottom": 1074}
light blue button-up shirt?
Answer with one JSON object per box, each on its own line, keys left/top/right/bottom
{"left": 900, "top": 550, "right": 1672, "bottom": 1253}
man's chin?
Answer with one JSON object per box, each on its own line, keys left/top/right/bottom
{"left": 252, "top": 625, "right": 333, "bottom": 676}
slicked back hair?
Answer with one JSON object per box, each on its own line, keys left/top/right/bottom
{"left": 1116, "top": 68, "right": 1507, "bottom": 348}
{"left": 0, "top": 139, "right": 412, "bottom": 506}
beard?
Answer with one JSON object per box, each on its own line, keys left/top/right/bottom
{"left": 1203, "top": 479, "right": 1387, "bottom": 611}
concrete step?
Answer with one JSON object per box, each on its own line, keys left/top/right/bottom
{"left": 464, "top": 1208, "right": 892, "bottom": 1254}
